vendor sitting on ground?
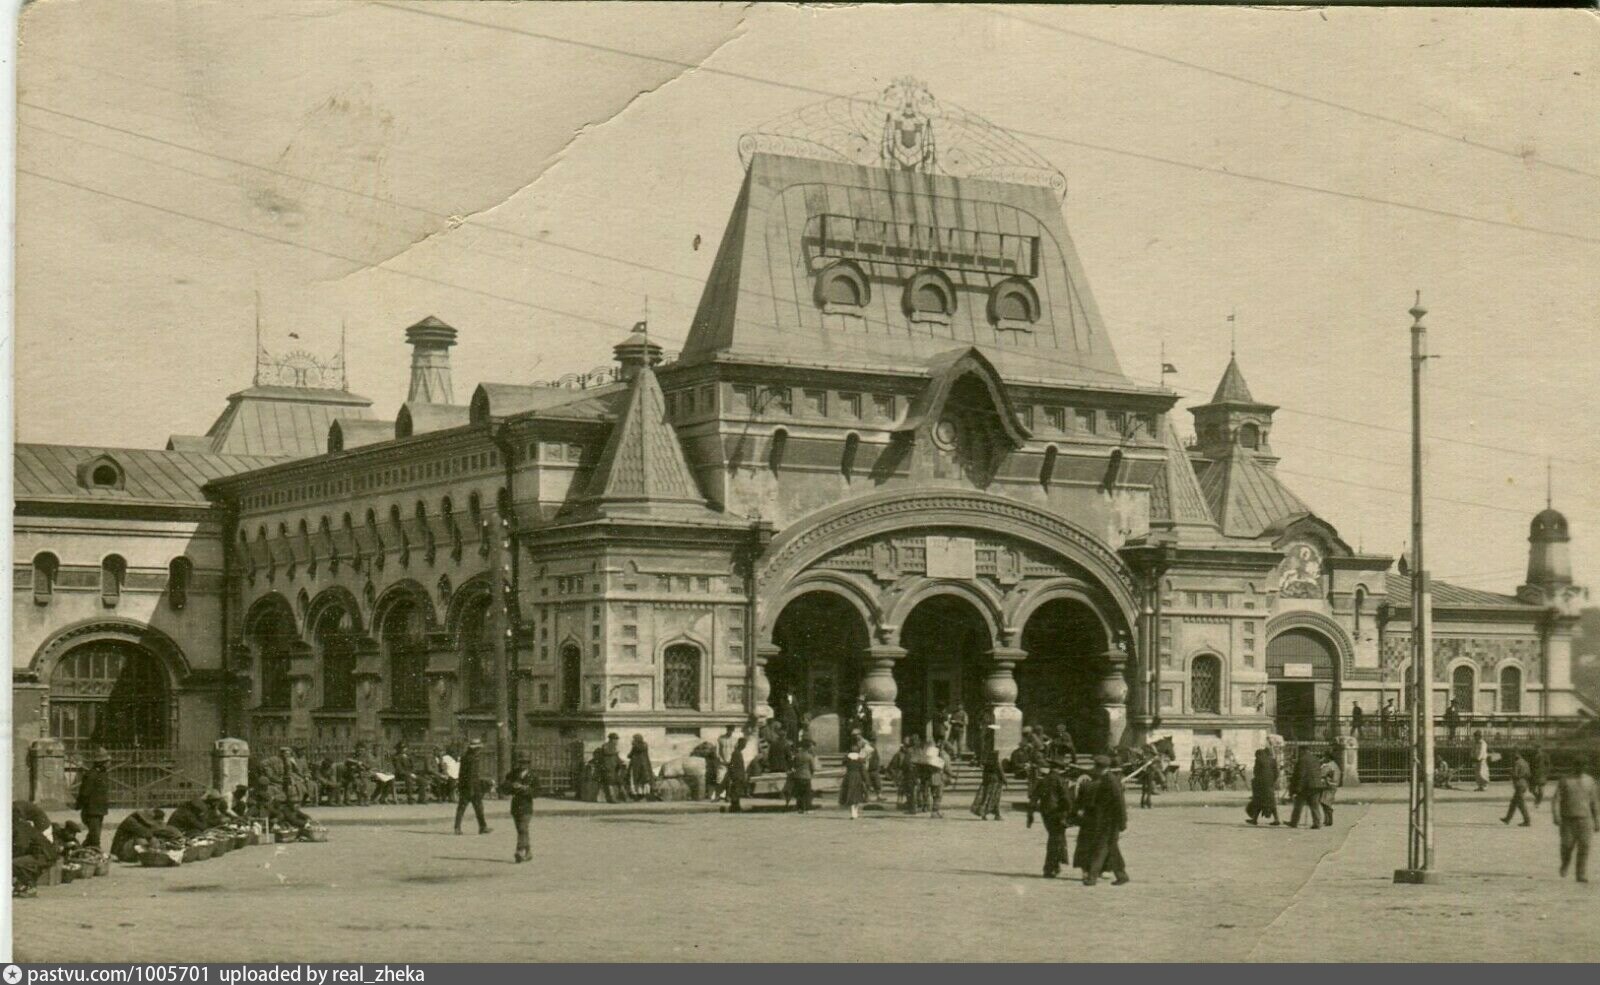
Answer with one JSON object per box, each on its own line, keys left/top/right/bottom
{"left": 166, "top": 789, "right": 235, "bottom": 835}
{"left": 13, "top": 802, "right": 59, "bottom": 897}
{"left": 51, "top": 820, "right": 85, "bottom": 851}
{"left": 109, "top": 808, "right": 185, "bottom": 861}
{"left": 264, "top": 799, "right": 315, "bottom": 839}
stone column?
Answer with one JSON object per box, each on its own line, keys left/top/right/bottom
{"left": 1338, "top": 732, "right": 1361, "bottom": 786}
{"left": 1098, "top": 648, "right": 1131, "bottom": 752}
{"left": 753, "top": 643, "right": 779, "bottom": 724}
{"left": 861, "top": 644, "right": 905, "bottom": 761}
{"left": 985, "top": 646, "right": 1027, "bottom": 760}
{"left": 287, "top": 640, "right": 316, "bottom": 742}
{"left": 351, "top": 637, "right": 384, "bottom": 744}
{"left": 424, "top": 630, "right": 459, "bottom": 744}
{"left": 212, "top": 738, "right": 251, "bottom": 796}
{"left": 28, "top": 738, "right": 69, "bottom": 809}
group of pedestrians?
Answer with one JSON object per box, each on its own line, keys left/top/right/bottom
{"left": 1025, "top": 754, "right": 1130, "bottom": 885}
{"left": 1244, "top": 745, "right": 1340, "bottom": 828}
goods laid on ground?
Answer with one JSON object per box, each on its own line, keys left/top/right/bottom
{"left": 19, "top": 815, "right": 325, "bottom": 896}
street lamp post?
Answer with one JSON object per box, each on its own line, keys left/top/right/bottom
{"left": 1395, "top": 292, "right": 1441, "bottom": 885}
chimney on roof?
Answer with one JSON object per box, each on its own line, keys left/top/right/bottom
{"left": 613, "top": 322, "right": 663, "bottom": 383}
{"left": 405, "top": 316, "right": 457, "bottom": 404}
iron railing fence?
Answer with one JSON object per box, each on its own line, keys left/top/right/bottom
{"left": 1275, "top": 737, "right": 1598, "bottom": 787}
{"left": 257, "top": 739, "right": 587, "bottom": 802}
{"left": 61, "top": 746, "right": 213, "bottom": 809}
{"left": 1271, "top": 714, "right": 1593, "bottom": 744}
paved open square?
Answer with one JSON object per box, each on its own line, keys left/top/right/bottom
{"left": 14, "top": 793, "right": 1596, "bottom": 963}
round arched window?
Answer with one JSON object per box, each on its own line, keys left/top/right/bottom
{"left": 815, "top": 262, "right": 869, "bottom": 313}
{"left": 904, "top": 270, "right": 955, "bottom": 323}
{"left": 1238, "top": 423, "right": 1261, "bottom": 450}
{"left": 988, "top": 279, "right": 1040, "bottom": 328}
{"left": 92, "top": 464, "right": 119, "bottom": 487}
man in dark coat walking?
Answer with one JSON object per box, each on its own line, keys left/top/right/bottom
{"left": 1080, "top": 756, "right": 1130, "bottom": 885}
{"left": 1029, "top": 756, "right": 1077, "bottom": 879}
{"left": 1286, "top": 747, "right": 1324, "bottom": 829}
{"left": 1502, "top": 752, "right": 1533, "bottom": 826}
{"left": 454, "top": 738, "right": 492, "bottom": 835}
{"left": 75, "top": 748, "right": 111, "bottom": 850}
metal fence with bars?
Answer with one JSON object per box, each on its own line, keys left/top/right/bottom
{"left": 288, "top": 739, "right": 588, "bottom": 803}
{"left": 1272, "top": 715, "right": 1595, "bottom": 745}
{"left": 62, "top": 747, "right": 213, "bottom": 809}
{"left": 1277, "top": 737, "right": 1598, "bottom": 787}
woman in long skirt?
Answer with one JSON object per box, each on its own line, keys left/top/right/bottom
{"left": 1245, "top": 747, "right": 1279, "bottom": 825}
{"left": 970, "top": 731, "right": 1006, "bottom": 820}
{"left": 626, "top": 734, "right": 654, "bottom": 801}
{"left": 839, "top": 750, "right": 870, "bottom": 819}
{"left": 724, "top": 737, "right": 748, "bottom": 813}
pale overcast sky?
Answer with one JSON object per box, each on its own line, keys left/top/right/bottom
{"left": 14, "top": 1, "right": 1599, "bottom": 593}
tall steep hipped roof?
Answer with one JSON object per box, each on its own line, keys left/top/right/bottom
{"left": 576, "top": 364, "right": 712, "bottom": 518}
{"left": 1149, "top": 422, "right": 1217, "bottom": 532}
{"left": 1210, "top": 355, "right": 1257, "bottom": 404}
{"left": 681, "top": 152, "right": 1140, "bottom": 389}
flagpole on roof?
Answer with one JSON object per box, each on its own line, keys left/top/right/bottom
{"left": 253, "top": 287, "right": 262, "bottom": 386}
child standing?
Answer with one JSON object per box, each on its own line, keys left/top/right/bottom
{"left": 499, "top": 752, "right": 538, "bottom": 863}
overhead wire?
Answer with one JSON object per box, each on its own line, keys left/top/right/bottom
{"left": 20, "top": 100, "right": 1595, "bottom": 464}
{"left": 988, "top": 7, "right": 1600, "bottom": 182}
{"left": 367, "top": 1, "right": 1600, "bottom": 247}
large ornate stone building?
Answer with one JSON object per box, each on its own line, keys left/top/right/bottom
{"left": 12, "top": 82, "right": 1590, "bottom": 792}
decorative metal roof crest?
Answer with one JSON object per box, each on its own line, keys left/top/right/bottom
{"left": 738, "top": 78, "right": 1067, "bottom": 198}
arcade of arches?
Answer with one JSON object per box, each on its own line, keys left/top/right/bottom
{"left": 765, "top": 587, "right": 1129, "bottom": 756}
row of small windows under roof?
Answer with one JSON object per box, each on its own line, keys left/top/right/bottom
{"left": 30, "top": 552, "right": 191, "bottom": 610}
{"left": 816, "top": 262, "right": 1040, "bottom": 327}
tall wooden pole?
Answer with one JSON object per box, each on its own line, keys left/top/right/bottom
{"left": 1397, "top": 292, "right": 1441, "bottom": 884}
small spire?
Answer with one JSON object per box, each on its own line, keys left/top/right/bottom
{"left": 1409, "top": 289, "right": 1427, "bottom": 325}
{"left": 1227, "top": 309, "right": 1237, "bottom": 356}
{"left": 253, "top": 288, "right": 262, "bottom": 386}
{"left": 1546, "top": 458, "right": 1553, "bottom": 509}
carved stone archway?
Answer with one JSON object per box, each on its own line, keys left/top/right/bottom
{"left": 756, "top": 490, "right": 1137, "bottom": 757}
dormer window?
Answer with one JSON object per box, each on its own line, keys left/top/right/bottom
{"left": 816, "top": 261, "right": 869, "bottom": 316}
{"left": 989, "top": 278, "right": 1040, "bottom": 334}
{"left": 77, "top": 455, "right": 125, "bottom": 491}
{"left": 904, "top": 269, "right": 955, "bottom": 325}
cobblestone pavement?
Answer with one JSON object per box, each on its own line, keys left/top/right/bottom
{"left": 15, "top": 795, "right": 1596, "bottom": 963}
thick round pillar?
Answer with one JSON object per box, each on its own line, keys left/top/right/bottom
{"left": 985, "top": 646, "right": 1027, "bottom": 760}
{"left": 753, "top": 643, "right": 780, "bottom": 723}
{"left": 862, "top": 644, "right": 905, "bottom": 760}
{"left": 1098, "top": 648, "right": 1130, "bottom": 752}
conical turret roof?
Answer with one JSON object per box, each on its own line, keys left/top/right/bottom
{"left": 1210, "top": 355, "right": 1256, "bottom": 404}
{"left": 578, "top": 363, "right": 710, "bottom": 517}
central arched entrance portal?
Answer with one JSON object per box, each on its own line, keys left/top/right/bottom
{"left": 1018, "top": 598, "right": 1110, "bottom": 753}
{"left": 771, "top": 592, "right": 869, "bottom": 754}
{"left": 897, "top": 595, "right": 989, "bottom": 745}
